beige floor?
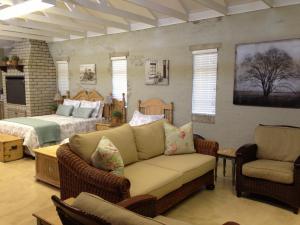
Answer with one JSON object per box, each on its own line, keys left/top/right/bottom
{"left": 0, "top": 158, "right": 299, "bottom": 225}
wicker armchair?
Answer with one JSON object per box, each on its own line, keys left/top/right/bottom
{"left": 52, "top": 194, "right": 239, "bottom": 225}
{"left": 236, "top": 125, "right": 300, "bottom": 214}
{"left": 57, "top": 134, "right": 218, "bottom": 214}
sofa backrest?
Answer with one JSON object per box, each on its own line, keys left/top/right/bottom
{"left": 131, "top": 120, "right": 166, "bottom": 160}
{"left": 255, "top": 125, "right": 300, "bottom": 162}
{"left": 70, "top": 124, "right": 138, "bottom": 165}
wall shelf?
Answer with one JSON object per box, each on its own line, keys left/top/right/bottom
{"left": 0, "top": 65, "right": 24, "bottom": 73}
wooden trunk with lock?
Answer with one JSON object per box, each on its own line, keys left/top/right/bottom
{"left": 0, "top": 134, "right": 24, "bottom": 162}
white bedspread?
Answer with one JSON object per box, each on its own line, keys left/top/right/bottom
{"left": 0, "top": 115, "right": 102, "bottom": 156}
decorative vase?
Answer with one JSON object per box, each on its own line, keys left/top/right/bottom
{"left": 111, "top": 117, "right": 121, "bottom": 126}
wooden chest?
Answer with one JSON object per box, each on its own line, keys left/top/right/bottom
{"left": 34, "top": 145, "right": 60, "bottom": 188}
{"left": 0, "top": 134, "right": 24, "bottom": 162}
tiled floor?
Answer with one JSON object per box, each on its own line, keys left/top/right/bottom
{"left": 0, "top": 158, "right": 299, "bottom": 225}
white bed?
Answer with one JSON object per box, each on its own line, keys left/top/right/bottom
{"left": 0, "top": 114, "right": 102, "bottom": 156}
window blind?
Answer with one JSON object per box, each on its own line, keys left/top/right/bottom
{"left": 111, "top": 56, "right": 127, "bottom": 101}
{"left": 192, "top": 49, "right": 218, "bottom": 116}
{"left": 56, "top": 61, "right": 69, "bottom": 96}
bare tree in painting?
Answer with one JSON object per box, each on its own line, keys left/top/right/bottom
{"left": 240, "top": 48, "right": 298, "bottom": 96}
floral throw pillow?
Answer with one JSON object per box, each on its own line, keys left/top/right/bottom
{"left": 91, "top": 136, "right": 124, "bottom": 176}
{"left": 164, "top": 122, "right": 195, "bottom": 155}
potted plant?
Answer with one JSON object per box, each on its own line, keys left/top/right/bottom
{"left": 111, "top": 110, "right": 123, "bottom": 126}
{"left": 50, "top": 104, "right": 58, "bottom": 114}
{"left": 1, "top": 56, "right": 9, "bottom": 66}
{"left": 11, "top": 55, "right": 20, "bottom": 66}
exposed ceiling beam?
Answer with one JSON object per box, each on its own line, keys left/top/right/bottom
{"left": 46, "top": 6, "right": 129, "bottom": 30}
{"left": 70, "top": 0, "right": 157, "bottom": 26}
{"left": 20, "top": 13, "right": 106, "bottom": 34}
{"left": 0, "top": 35, "right": 23, "bottom": 41}
{"left": 7, "top": 19, "right": 85, "bottom": 37}
{"left": 0, "top": 23, "right": 69, "bottom": 39}
{"left": 194, "top": 0, "right": 227, "bottom": 15}
{"left": 128, "top": 0, "right": 188, "bottom": 21}
{"left": 0, "top": 30, "right": 52, "bottom": 41}
{"left": 261, "top": 0, "right": 273, "bottom": 7}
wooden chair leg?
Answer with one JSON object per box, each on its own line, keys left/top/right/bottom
{"left": 223, "top": 158, "right": 226, "bottom": 177}
{"left": 215, "top": 156, "right": 219, "bottom": 181}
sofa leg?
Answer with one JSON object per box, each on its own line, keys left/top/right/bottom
{"left": 206, "top": 184, "right": 215, "bottom": 190}
{"left": 236, "top": 190, "right": 242, "bottom": 197}
{"left": 292, "top": 207, "right": 298, "bottom": 214}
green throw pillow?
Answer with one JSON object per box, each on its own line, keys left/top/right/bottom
{"left": 164, "top": 122, "right": 195, "bottom": 155}
{"left": 73, "top": 107, "right": 94, "bottom": 118}
{"left": 90, "top": 136, "right": 124, "bottom": 176}
{"left": 56, "top": 104, "right": 74, "bottom": 116}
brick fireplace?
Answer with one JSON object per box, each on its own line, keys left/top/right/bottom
{"left": 2, "top": 40, "right": 56, "bottom": 118}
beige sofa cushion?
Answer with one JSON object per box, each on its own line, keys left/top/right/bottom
{"left": 72, "top": 192, "right": 163, "bottom": 225}
{"left": 70, "top": 124, "right": 138, "bottom": 165}
{"left": 131, "top": 120, "right": 165, "bottom": 160}
{"left": 255, "top": 125, "right": 300, "bottom": 162}
{"left": 143, "top": 153, "right": 215, "bottom": 184}
{"left": 154, "top": 216, "right": 192, "bottom": 225}
{"left": 124, "top": 161, "right": 182, "bottom": 199}
{"left": 242, "top": 159, "right": 294, "bottom": 184}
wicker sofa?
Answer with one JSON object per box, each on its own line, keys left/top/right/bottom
{"left": 52, "top": 192, "right": 240, "bottom": 225}
{"left": 236, "top": 125, "right": 300, "bottom": 213}
{"left": 57, "top": 121, "right": 218, "bottom": 214}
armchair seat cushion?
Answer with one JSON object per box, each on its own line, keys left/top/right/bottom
{"left": 242, "top": 159, "right": 294, "bottom": 184}
{"left": 124, "top": 162, "right": 182, "bottom": 199}
{"left": 143, "top": 154, "right": 216, "bottom": 185}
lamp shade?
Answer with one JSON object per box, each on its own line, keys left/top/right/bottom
{"left": 105, "top": 95, "right": 113, "bottom": 104}
{"left": 53, "top": 92, "right": 62, "bottom": 101}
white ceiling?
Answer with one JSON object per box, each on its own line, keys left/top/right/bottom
{"left": 0, "top": 0, "right": 299, "bottom": 45}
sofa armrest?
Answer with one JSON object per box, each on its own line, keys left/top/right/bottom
{"left": 236, "top": 144, "right": 257, "bottom": 163}
{"left": 294, "top": 155, "right": 300, "bottom": 186}
{"left": 117, "top": 195, "right": 157, "bottom": 218}
{"left": 57, "top": 144, "right": 131, "bottom": 202}
{"left": 193, "top": 134, "right": 219, "bottom": 157}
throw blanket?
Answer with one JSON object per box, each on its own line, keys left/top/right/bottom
{"left": 4, "top": 117, "right": 60, "bottom": 145}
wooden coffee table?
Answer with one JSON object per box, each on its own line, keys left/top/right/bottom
{"left": 33, "top": 198, "right": 74, "bottom": 225}
{"left": 34, "top": 145, "right": 60, "bottom": 188}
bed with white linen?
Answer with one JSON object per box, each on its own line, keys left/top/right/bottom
{"left": 0, "top": 114, "right": 102, "bottom": 156}
{"left": 0, "top": 90, "right": 126, "bottom": 156}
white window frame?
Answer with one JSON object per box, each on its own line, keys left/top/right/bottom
{"left": 56, "top": 61, "right": 69, "bottom": 97}
{"left": 111, "top": 56, "right": 127, "bottom": 101}
{"left": 192, "top": 48, "right": 218, "bottom": 123}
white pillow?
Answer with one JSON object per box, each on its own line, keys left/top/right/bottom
{"left": 63, "top": 99, "right": 81, "bottom": 108}
{"left": 129, "top": 110, "right": 164, "bottom": 126}
{"left": 80, "top": 100, "right": 102, "bottom": 118}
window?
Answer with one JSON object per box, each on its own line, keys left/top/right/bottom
{"left": 56, "top": 61, "right": 69, "bottom": 96}
{"left": 192, "top": 49, "right": 218, "bottom": 119}
{"left": 111, "top": 56, "right": 127, "bottom": 101}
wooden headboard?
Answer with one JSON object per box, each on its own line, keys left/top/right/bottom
{"left": 71, "top": 90, "right": 126, "bottom": 121}
{"left": 138, "top": 98, "right": 174, "bottom": 124}
{"left": 72, "top": 90, "right": 104, "bottom": 101}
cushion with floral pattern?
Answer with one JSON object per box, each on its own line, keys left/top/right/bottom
{"left": 129, "top": 110, "right": 164, "bottom": 126}
{"left": 164, "top": 122, "right": 195, "bottom": 155}
{"left": 91, "top": 136, "right": 124, "bottom": 176}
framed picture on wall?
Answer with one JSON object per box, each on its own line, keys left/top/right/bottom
{"left": 80, "top": 64, "right": 96, "bottom": 85}
{"left": 234, "top": 39, "right": 300, "bottom": 108}
{"left": 145, "top": 59, "right": 169, "bottom": 85}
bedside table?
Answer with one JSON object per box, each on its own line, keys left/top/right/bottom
{"left": 96, "top": 122, "right": 122, "bottom": 131}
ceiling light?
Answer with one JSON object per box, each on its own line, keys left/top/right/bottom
{"left": 0, "top": 0, "right": 56, "bottom": 20}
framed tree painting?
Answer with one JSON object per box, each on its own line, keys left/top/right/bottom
{"left": 80, "top": 64, "right": 96, "bottom": 85}
{"left": 234, "top": 39, "right": 300, "bottom": 108}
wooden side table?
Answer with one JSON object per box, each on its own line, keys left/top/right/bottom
{"left": 216, "top": 148, "right": 237, "bottom": 185}
{"left": 34, "top": 145, "right": 60, "bottom": 188}
{"left": 33, "top": 198, "right": 74, "bottom": 225}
